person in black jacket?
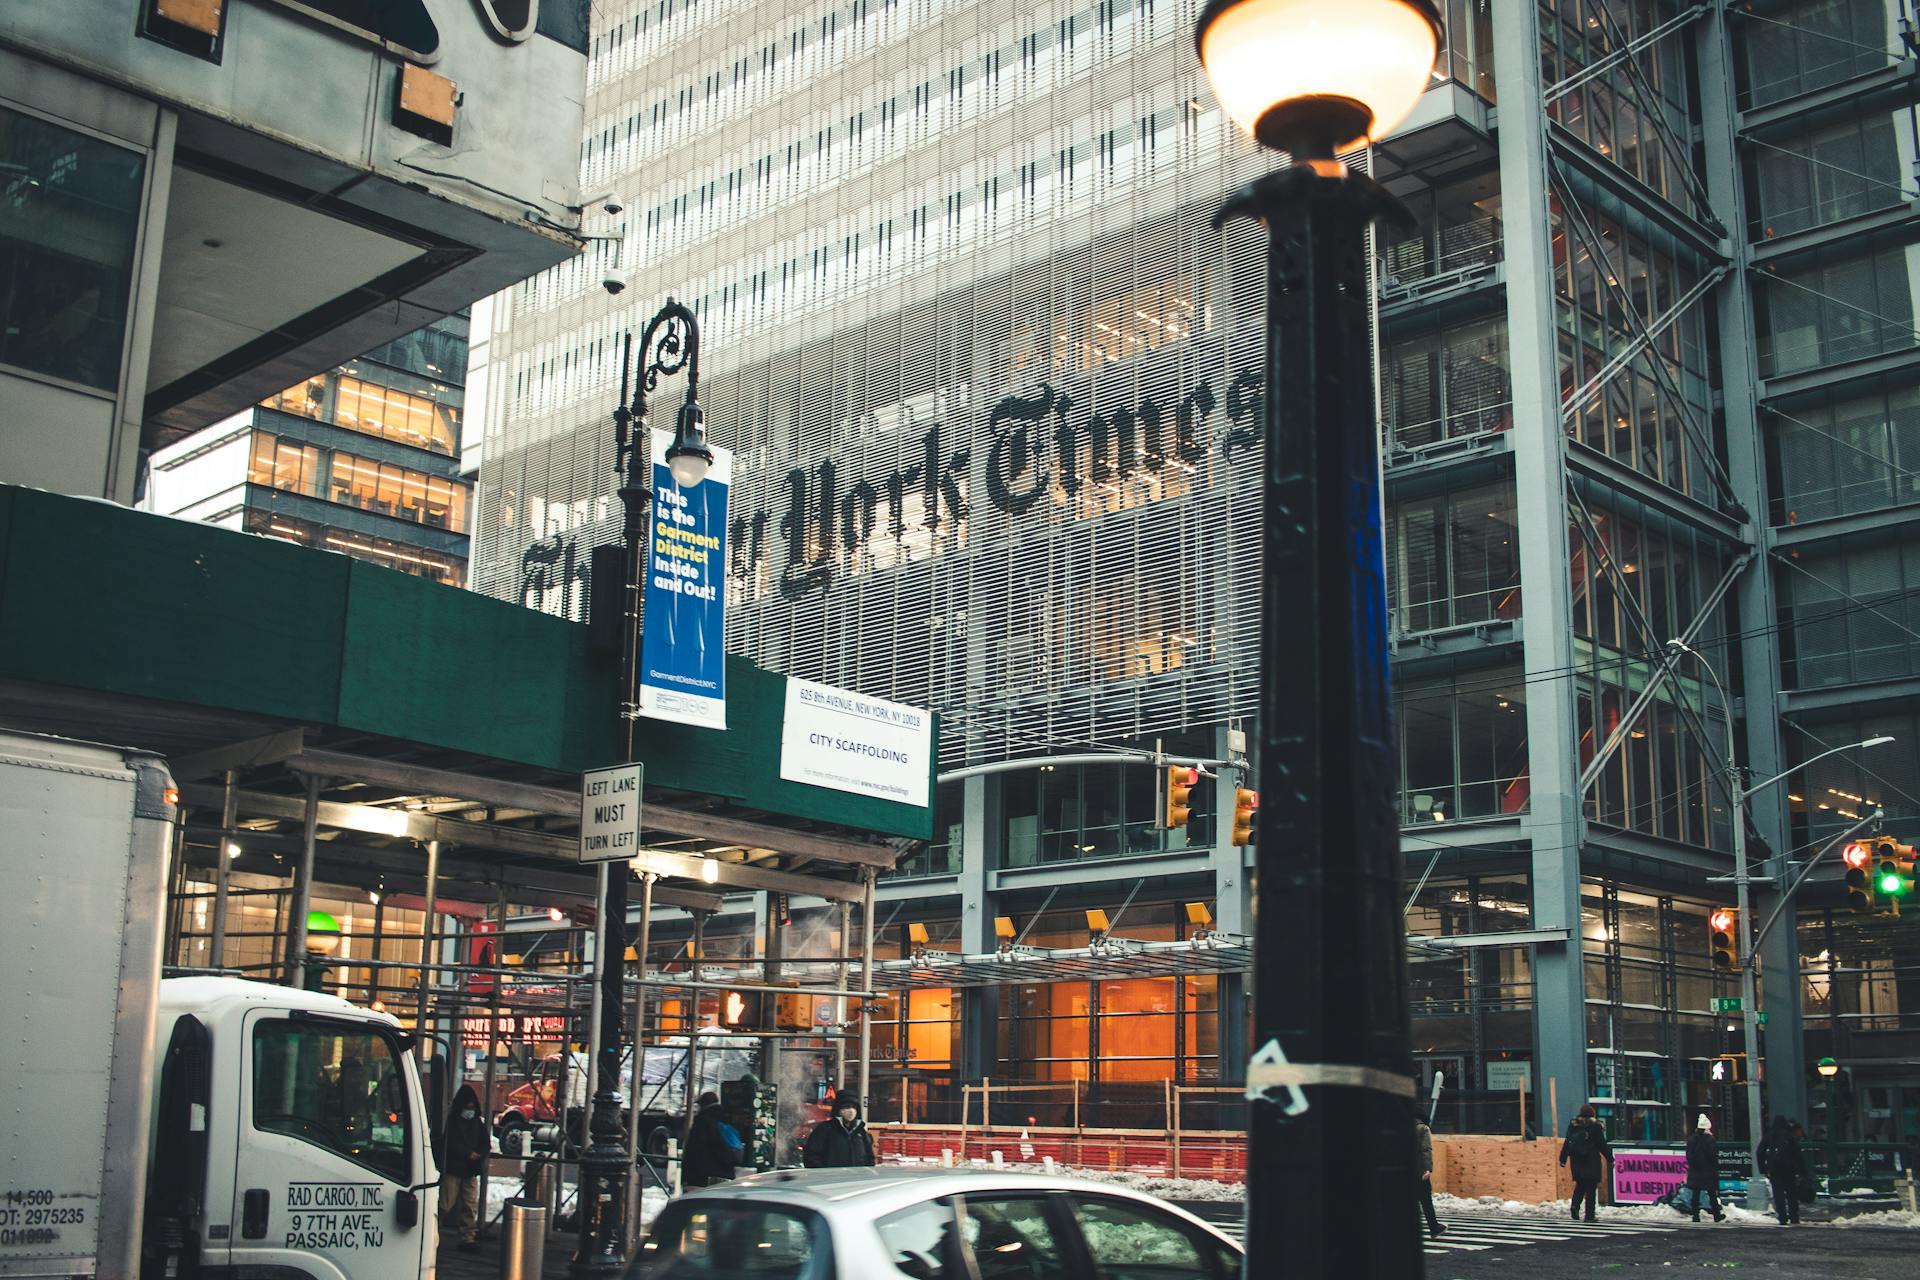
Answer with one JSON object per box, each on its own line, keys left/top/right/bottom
{"left": 1414, "top": 1118, "right": 1446, "bottom": 1239}
{"left": 682, "top": 1092, "right": 743, "bottom": 1188}
{"left": 1757, "top": 1115, "right": 1811, "bottom": 1225}
{"left": 1558, "top": 1104, "right": 1613, "bottom": 1222}
{"left": 437, "top": 1083, "right": 490, "bottom": 1248}
{"left": 1686, "top": 1114, "right": 1726, "bottom": 1222}
{"left": 801, "top": 1091, "right": 876, "bottom": 1168}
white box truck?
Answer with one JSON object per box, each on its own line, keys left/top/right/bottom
{"left": 1, "top": 731, "right": 438, "bottom": 1280}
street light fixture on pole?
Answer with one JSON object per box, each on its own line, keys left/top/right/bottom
{"left": 1192, "top": 4, "right": 1438, "bottom": 1277}
{"left": 574, "top": 299, "right": 709, "bottom": 1278}
{"left": 1665, "top": 638, "right": 1890, "bottom": 1209}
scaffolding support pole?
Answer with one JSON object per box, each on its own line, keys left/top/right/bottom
{"left": 166, "top": 807, "right": 190, "bottom": 964}
{"left": 369, "top": 892, "right": 385, "bottom": 1008}
{"left": 417, "top": 839, "right": 441, "bottom": 1063}
{"left": 210, "top": 771, "right": 236, "bottom": 966}
{"left": 679, "top": 913, "right": 707, "bottom": 1156}
{"left": 576, "top": 861, "right": 610, "bottom": 1262}
{"left": 284, "top": 773, "right": 322, "bottom": 986}
{"left": 834, "top": 901, "right": 851, "bottom": 1093}
{"left": 624, "top": 872, "right": 655, "bottom": 1253}
{"left": 478, "top": 887, "right": 506, "bottom": 1238}
{"left": 858, "top": 869, "right": 875, "bottom": 1113}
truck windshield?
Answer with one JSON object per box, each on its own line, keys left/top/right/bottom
{"left": 252, "top": 1020, "right": 412, "bottom": 1184}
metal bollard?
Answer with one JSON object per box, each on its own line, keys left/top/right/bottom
{"left": 522, "top": 1159, "right": 557, "bottom": 1210}
{"left": 500, "top": 1199, "right": 547, "bottom": 1280}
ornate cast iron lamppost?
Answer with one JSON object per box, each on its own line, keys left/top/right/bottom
{"left": 1192, "top": 3, "right": 1438, "bottom": 1277}
{"left": 575, "top": 298, "right": 712, "bottom": 1277}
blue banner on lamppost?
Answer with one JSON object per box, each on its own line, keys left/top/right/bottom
{"left": 639, "top": 428, "right": 731, "bottom": 729}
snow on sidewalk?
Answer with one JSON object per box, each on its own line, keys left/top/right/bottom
{"left": 887, "top": 1155, "right": 1915, "bottom": 1228}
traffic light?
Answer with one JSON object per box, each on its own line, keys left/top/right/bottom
{"left": 1230, "top": 787, "right": 1258, "bottom": 847}
{"left": 1845, "top": 841, "right": 1877, "bottom": 915}
{"left": 1872, "top": 837, "right": 1915, "bottom": 915}
{"left": 1708, "top": 908, "right": 1738, "bottom": 972}
{"left": 1711, "top": 1054, "right": 1744, "bottom": 1084}
{"left": 1162, "top": 766, "right": 1198, "bottom": 830}
{"left": 720, "top": 990, "right": 768, "bottom": 1029}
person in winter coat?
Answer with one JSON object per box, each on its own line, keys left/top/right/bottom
{"left": 682, "top": 1092, "right": 744, "bottom": 1188}
{"left": 1757, "top": 1115, "right": 1811, "bottom": 1225}
{"left": 437, "top": 1083, "right": 490, "bottom": 1248}
{"left": 1414, "top": 1118, "right": 1446, "bottom": 1239}
{"left": 801, "top": 1091, "right": 876, "bottom": 1168}
{"left": 1686, "top": 1114, "right": 1726, "bottom": 1222}
{"left": 1558, "top": 1104, "right": 1613, "bottom": 1222}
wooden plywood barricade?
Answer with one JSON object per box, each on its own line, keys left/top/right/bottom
{"left": 1433, "top": 1135, "right": 1575, "bottom": 1203}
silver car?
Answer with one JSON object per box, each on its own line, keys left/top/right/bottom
{"left": 628, "top": 1168, "right": 1244, "bottom": 1280}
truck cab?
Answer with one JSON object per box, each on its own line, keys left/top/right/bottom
{"left": 146, "top": 978, "right": 438, "bottom": 1280}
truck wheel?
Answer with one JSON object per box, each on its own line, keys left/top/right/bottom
{"left": 500, "top": 1123, "right": 528, "bottom": 1157}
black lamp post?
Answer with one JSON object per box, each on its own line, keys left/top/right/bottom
{"left": 1192, "top": 3, "right": 1438, "bottom": 1278}
{"left": 575, "top": 298, "right": 710, "bottom": 1277}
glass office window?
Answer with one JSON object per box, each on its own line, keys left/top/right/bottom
{"left": 1397, "top": 668, "right": 1529, "bottom": 824}
{"left": 264, "top": 375, "right": 328, "bottom": 421}
{"left": 1767, "top": 380, "right": 1920, "bottom": 524}
{"left": 0, "top": 105, "right": 146, "bottom": 389}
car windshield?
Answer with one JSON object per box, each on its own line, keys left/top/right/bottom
{"left": 629, "top": 1202, "right": 830, "bottom": 1280}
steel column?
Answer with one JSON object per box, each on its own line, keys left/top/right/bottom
{"left": 417, "top": 839, "right": 441, "bottom": 1062}
{"left": 1701, "top": 0, "right": 1807, "bottom": 1131}
{"left": 625, "top": 872, "right": 655, "bottom": 1251}
{"left": 209, "top": 770, "right": 236, "bottom": 966}
{"left": 859, "top": 869, "right": 875, "bottom": 1111}
{"left": 1211, "top": 724, "right": 1250, "bottom": 1083}
{"left": 1495, "top": 0, "right": 1590, "bottom": 1143}
{"left": 284, "top": 772, "right": 322, "bottom": 986}
{"left": 958, "top": 773, "right": 998, "bottom": 1085}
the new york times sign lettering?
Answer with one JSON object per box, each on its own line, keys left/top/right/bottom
{"left": 518, "top": 366, "right": 1266, "bottom": 607}
{"left": 731, "top": 368, "right": 1266, "bottom": 597}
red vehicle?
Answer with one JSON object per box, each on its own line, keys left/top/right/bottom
{"left": 493, "top": 1053, "right": 582, "bottom": 1155}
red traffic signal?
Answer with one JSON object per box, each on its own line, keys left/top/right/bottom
{"left": 1163, "top": 766, "right": 1199, "bottom": 830}
{"left": 1231, "top": 787, "right": 1258, "bottom": 846}
{"left": 1707, "top": 909, "right": 1737, "bottom": 971}
{"left": 1846, "top": 842, "right": 1877, "bottom": 915}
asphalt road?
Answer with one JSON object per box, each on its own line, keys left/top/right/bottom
{"left": 1413, "top": 1221, "right": 1916, "bottom": 1280}
{"left": 1172, "top": 1197, "right": 1917, "bottom": 1280}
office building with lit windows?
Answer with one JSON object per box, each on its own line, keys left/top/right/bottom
{"left": 471, "top": 0, "right": 1920, "bottom": 1150}
{"left": 148, "top": 316, "right": 474, "bottom": 586}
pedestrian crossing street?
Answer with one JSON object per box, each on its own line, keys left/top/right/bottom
{"left": 1189, "top": 1208, "right": 1682, "bottom": 1257}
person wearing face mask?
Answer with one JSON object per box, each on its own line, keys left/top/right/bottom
{"left": 800, "top": 1091, "right": 876, "bottom": 1168}
{"left": 438, "top": 1083, "right": 490, "bottom": 1248}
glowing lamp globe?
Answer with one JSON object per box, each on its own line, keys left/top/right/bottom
{"left": 666, "top": 400, "right": 715, "bottom": 489}
{"left": 1816, "top": 1057, "right": 1839, "bottom": 1078}
{"left": 1194, "top": 0, "right": 1441, "bottom": 158}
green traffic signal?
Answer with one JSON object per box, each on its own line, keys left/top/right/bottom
{"left": 1884, "top": 872, "right": 1908, "bottom": 896}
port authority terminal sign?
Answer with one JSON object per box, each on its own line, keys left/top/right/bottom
{"left": 639, "top": 429, "right": 733, "bottom": 730}
{"left": 579, "top": 764, "right": 642, "bottom": 862}
{"left": 779, "top": 678, "right": 932, "bottom": 809}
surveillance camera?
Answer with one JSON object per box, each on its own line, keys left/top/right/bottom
{"left": 603, "top": 268, "right": 629, "bottom": 296}
{"left": 602, "top": 198, "right": 625, "bottom": 216}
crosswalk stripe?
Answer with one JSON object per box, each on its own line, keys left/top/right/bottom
{"left": 1191, "top": 1209, "right": 1680, "bottom": 1258}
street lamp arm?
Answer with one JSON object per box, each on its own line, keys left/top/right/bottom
{"left": 1739, "top": 736, "right": 1895, "bottom": 802}
{"left": 636, "top": 298, "right": 700, "bottom": 408}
